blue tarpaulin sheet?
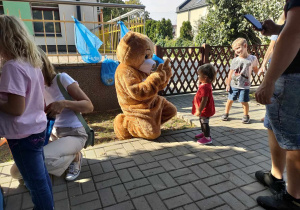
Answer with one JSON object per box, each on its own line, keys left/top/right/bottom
{"left": 101, "top": 56, "right": 119, "bottom": 86}
{"left": 118, "top": 21, "right": 129, "bottom": 39}
{"left": 73, "top": 16, "right": 103, "bottom": 63}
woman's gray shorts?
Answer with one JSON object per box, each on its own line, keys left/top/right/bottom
{"left": 264, "top": 73, "right": 300, "bottom": 150}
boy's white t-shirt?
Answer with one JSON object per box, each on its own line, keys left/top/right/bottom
{"left": 230, "top": 54, "right": 258, "bottom": 89}
{"left": 44, "top": 73, "right": 82, "bottom": 128}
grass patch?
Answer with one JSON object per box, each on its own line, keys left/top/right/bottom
{"left": 0, "top": 110, "right": 193, "bottom": 163}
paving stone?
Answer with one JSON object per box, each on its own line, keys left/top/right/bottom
{"left": 203, "top": 174, "right": 227, "bottom": 186}
{"left": 128, "top": 185, "right": 155, "bottom": 198}
{"left": 101, "top": 161, "right": 115, "bottom": 173}
{"left": 96, "top": 177, "right": 122, "bottom": 189}
{"left": 114, "top": 161, "right": 136, "bottom": 170}
{"left": 143, "top": 166, "right": 165, "bottom": 177}
{"left": 170, "top": 168, "right": 192, "bottom": 178}
{"left": 196, "top": 195, "right": 225, "bottom": 210}
{"left": 124, "top": 178, "right": 150, "bottom": 190}
{"left": 94, "top": 171, "right": 118, "bottom": 182}
{"left": 139, "top": 162, "right": 160, "bottom": 171}
{"left": 117, "top": 169, "right": 133, "bottom": 182}
{"left": 164, "top": 194, "right": 193, "bottom": 209}
{"left": 159, "top": 159, "right": 176, "bottom": 171}
{"left": 189, "top": 165, "right": 209, "bottom": 179}
{"left": 198, "top": 163, "right": 219, "bottom": 176}
{"left": 71, "top": 200, "right": 101, "bottom": 210}
{"left": 158, "top": 173, "right": 178, "bottom": 187}
{"left": 54, "top": 199, "right": 70, "bottom": 210}
{"left": 128, "top": 167, "right": 144, "bottom": 179}
{"left": 230, "top": 188, "right": 257, "bottom": 208}
{"left": 99, "top": 187, "right": 116, "bottom": 207}
{"left": 219, "top": 192, "right": 247, "bottom": 210}
{"left": 70, "top": 191, "right": 99, "bottom": 206}
{"left": 145, "top": 193, "right": 168, "bottom": 210}
{"left": 132, "top": 196, "right": 152, "bottom": 210}
{"left": 112, "top": 184, "right": 130, "bottom": 202}
{"left": 192, "top": 180, "right": 215, "bottom": 198}
{"left": 90, "top": 163, "right": 104, "bottom": 176}
{"left": 184, "top": 203, "right": 200, "bottom": 210}
{"left": 158, "top": 186, "right": 185, "bottom": 200}
{"left": 181, "top": 183, "right": 204, "bottom": 201}
{"left": 21, "top": 192, "right": 34, "bottom": 209}
{"left": 241, "top": 182, "right": 268, "bottom": 195}
{"left": 103, "top": 201, "right": 134, "bottom": 210}
{"left": 168, "top": 157, "right": 185, "bottom": 169}
{"left": 211, "top": 181, "right": 236, "bottom": 194}
{"left": 148, "top": 175, "right": 167, "bottom": 190}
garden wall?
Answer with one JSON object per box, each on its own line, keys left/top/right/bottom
{"left": 54, "top": 63, "right": 120, "bottom": 112}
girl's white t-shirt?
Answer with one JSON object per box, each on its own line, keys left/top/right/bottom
{"left": 44, "top": 73, "right": 82, "bottom": 128}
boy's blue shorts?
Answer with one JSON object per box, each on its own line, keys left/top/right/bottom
{"left": 228, "top": 87, "right": 250, "bottom": 102}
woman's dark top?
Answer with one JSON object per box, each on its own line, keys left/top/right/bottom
{"left": 283, "top": 0, "right": 300, "bottom": 74}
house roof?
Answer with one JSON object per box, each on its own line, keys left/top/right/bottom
{"left": 176, "top": 0, "right": 208, "bottom": 13}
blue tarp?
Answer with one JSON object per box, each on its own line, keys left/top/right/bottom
{"left": 118, "top": 21, "right": 129, "bottom": 39}
{"left": 101, "top": 56, "right": 119, "bottom": 86}
{"left": 72, "top": 16, "right": 103, "bottom": 63}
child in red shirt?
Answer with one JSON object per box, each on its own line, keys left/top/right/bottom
{"left": 192, "top": 64, "right": 216, "bottom": 144}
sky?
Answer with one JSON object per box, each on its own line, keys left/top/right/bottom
{"left": 139, "top": 0, "right": 184, "bottom": 25}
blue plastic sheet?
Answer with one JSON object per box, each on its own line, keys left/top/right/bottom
{"left": 72, "top": 16, "right": 103, "bottom": 63}
{"left": 118, "top": 21, "right": 129, "bottom": 39}
{"left": 0, "top": 187, "right": 3, "bottom": 210}
{"left": 101, "top": 56, "right": 119, "bottom": 86}
{"left": 152, "top": 54, "right": 164, "bottom": 65}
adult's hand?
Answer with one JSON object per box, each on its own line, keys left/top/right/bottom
{"left": 255, "top": 81, "right": 275, "bottom": 105}
{"left": 261, "top": 19, "right": 281, "bottom": 36}
{"left": 45, "top": 101, "right": 66, "bottom": 118}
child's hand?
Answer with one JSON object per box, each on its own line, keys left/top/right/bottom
{"left": 258, "top": 67, "right": 265, "bottom": 76}
{"left": 195, "top": 110, "right": 200, "bottom": 116}
{"left": 226, "top": 85, "right": 230, "bottom": 92}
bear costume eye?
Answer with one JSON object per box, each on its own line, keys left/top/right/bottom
{"left": 145, "top": 55, "right": 148, "bottom": 59}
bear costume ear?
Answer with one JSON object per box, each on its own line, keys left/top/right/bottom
{"left": 116, "top": 31, "right": 154, "bottom": 70}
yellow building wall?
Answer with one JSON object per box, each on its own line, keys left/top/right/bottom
{"left": 176, "top": 6, "right": 208, "bottom": 38}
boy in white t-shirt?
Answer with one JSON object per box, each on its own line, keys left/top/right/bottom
{"left": 222, "top": 38, "right": 259, "bottom": 123}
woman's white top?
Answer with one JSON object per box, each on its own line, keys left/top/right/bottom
{"left": 44, "top": 73, "right": 82, "bottom": 128}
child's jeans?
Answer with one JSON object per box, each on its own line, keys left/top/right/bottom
{"left": 7, "top": 130, "right": 54, "bottom": 210}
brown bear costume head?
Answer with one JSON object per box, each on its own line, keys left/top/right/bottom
{"left": 116, "top": 31, "right": 155, "bottom": 70}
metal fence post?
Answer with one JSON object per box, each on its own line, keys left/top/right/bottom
{"left": 201, "top": 43, "right": 211, "bottom": 64}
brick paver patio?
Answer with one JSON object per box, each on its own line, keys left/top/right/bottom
{"left": 1, "top": 88, "right": 278, "bottom": 210}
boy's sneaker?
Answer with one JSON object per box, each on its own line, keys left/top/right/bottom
{"left": 197, "top": 137, "right": 212, "bottom": 145}
{"left": 242, "top": 115, "right": 250, "bottom": 124}
{"left": 257, "top": 191, "right": 300, "bottom": 210}
{"left": 255, "top": 170, "right": 286, "bottom": 195}
{"left": 65, "top": 152, "right": 83, "bottom": 181}
{"left": 221, "top": 113, "right": 229, "bottom": 121}
{"left": 195, "top": 133, "right": 204, "bottom": 139}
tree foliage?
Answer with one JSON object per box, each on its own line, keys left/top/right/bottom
{"left": 180, "top": 21, "right": 193, "bottom": 41}
{"left": 145, "top": 18, "right": 173, "bottom": 42}
{"left": 195, "top": 0, "right": 285, "bottom": 46}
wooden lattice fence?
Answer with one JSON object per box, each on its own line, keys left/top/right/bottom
{"left": 156, "top": 44, "right": 269, "bottom": 96}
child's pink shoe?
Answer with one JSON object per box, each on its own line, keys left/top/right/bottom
{"left": 195, "top": 133, "right": 204, "bottom": 139}
{"left": 197, "top": 137, "right": 212, "bottom": 145}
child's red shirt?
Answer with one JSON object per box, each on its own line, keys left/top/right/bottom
{"left": 192, "top": 83, "right": 215, "bottom": 117}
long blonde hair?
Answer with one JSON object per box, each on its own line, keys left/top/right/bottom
{"left": 38, "top": 48, "right": 57, "bottom": 87}
{"left": 0, "top": 15, "right": 42, "bottom": 68}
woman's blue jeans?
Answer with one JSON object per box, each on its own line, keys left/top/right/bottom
{"left": 7, "top": 131, "right": 54, "bottom": 210}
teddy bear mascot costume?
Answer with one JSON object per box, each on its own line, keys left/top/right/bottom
{"left": 113, "top": 31, "right": 177, "bottom": 140}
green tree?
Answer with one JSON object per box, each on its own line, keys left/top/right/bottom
{"left": 101, "top": 0, "right": 126, "bottom": 22}
{"left": 156, "top": 18, "right": 173, "bottom": 39}
{"left": 180, "top": 21, "right": 193, "bottom": 41}
{"left": 145, "top": 19, "right": 157, "bottom": 41}
{"left": 195, "top": 0, "right": 285, "bottom": 46}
